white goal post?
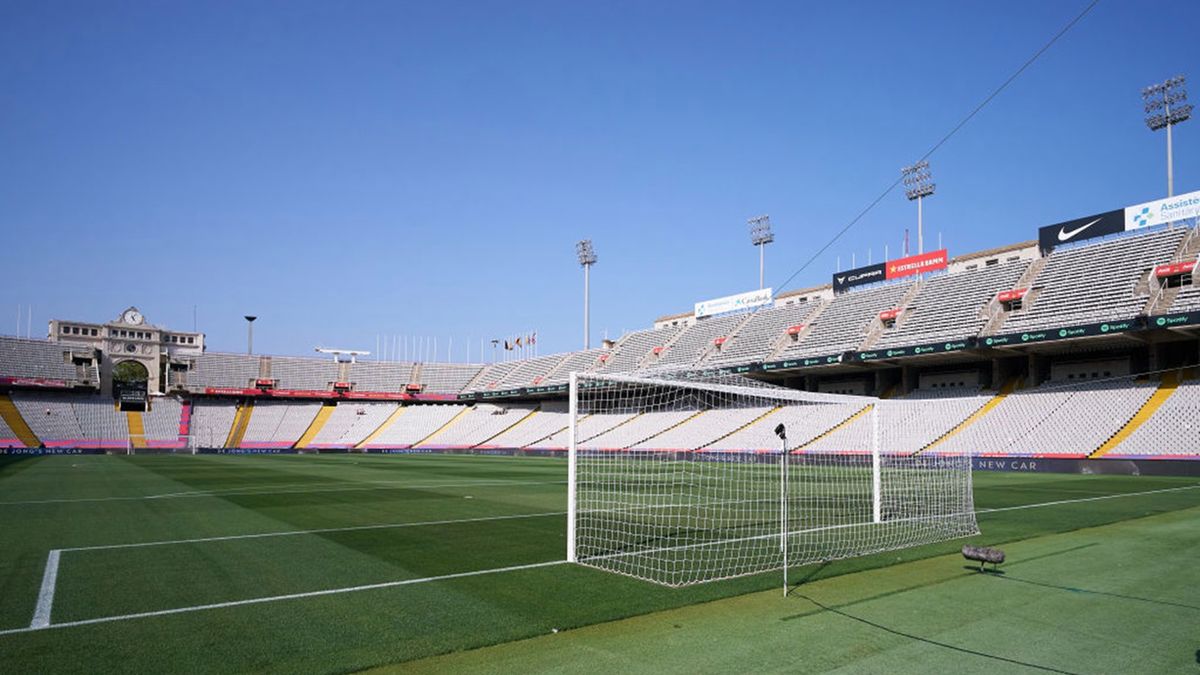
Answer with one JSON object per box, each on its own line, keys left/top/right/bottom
{"left": 566, "top": 370, "right": 978, "bottom": 588}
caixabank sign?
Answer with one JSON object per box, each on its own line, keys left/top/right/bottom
{"left": 981, "top": 318, "right": 1142, "bottom": 347}
{"left": 831, "top": 249, "right": 949, "bottom": 292}
{"left": 855, "top": 338, "right": 974, "bottom": 361}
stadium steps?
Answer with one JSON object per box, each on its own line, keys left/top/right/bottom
{"left": 472, "top": 407, "right": 540, "bottom": 448}
{"left": 461, "top": 364, "right": 498, "bottom": 393}
{"left": 983, "top": 257, "right": 1049, "bottom": 335}
{"left": 623, "top": 409, "right": 707, "bottom": 450}
{"left": 636, "top": 325, "right": 690, "bottom": 370}
{"left": 412, "top": 405, "right": 473, "bottom": 447}
{"left": 0, "top": 394, "right": 39, "bottom": 447}
{"left": 295, "top": 403, "right": 336, "bottom": 449}
{"left": 796, "top": 405, "right": 872, "bottom": 450}
{"left": 917, "top": 377, "right": 1021, "bottom": 455}
{"left": 126, "top": 411, "right": 147, "bottom": 449}
{"left": 355, "top": 405, "right": 408, "bottom": 449}
{"left": 764, "top": 300, "right": 831, "bottom": 361}
{"left": 1089, "top": 370, "right": 1182, "bottom": 458}
{"left": 225, "top": 400, "right": 253, "bottom": 448}
{"left": 518, "top": 413, "right": 587, "bottom": 449}
{"left": 541, "top": 353, "right": 601, "bottom": 383}
{"left": 703, "top": 406, "right": 782, "bottom": 449}
{"left": 859, "top": 280, "right": 923, "bottom": 350}
{"left": 695, "top": 312, "right": 758, "bottom": 366}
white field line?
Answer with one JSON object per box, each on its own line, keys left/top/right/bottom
{"left": 0, "top": 478, "right": 566, "bottom": 507}
{"left": 6, "top": 482, "right": 1198, "bottom": 638}
{"left": 63, "top": 511, "right": 568, "bottom": 552}
{"left": 0, "top": 560, "right": 565, "bottom": 637}
{"left": 29, "top": 550, "right": 60, "bottom": 629}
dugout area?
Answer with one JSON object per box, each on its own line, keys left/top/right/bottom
{"left": 0, "top": 452, "right": 1198, "bottom": 673}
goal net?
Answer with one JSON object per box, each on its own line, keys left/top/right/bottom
{"left": 567, "top": 371, "right": 978, "bottom": 587}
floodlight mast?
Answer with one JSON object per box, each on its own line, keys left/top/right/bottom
{"left": 1144, "top": 75, "right": 1192, "bottom": 197}
{"left": 901, "top": 161, "right": 936, "bottom": 254}
{"left": 748, "top": 215, "right": 774, "bottom": 289}
{"left": 243, "top": 315, "right": 257, "bottom": 355}
{"left": 576, "top": 240, "right": 597, "bottom": 349}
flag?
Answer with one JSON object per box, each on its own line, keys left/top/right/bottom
{"left": 530, "top": 332, "right": 536, "bottom": 345}
{"left": 516, "top": 337, "right": 523, "bottom": 347}
{"left": 504, "top": 340, "right": 512, "bottom": 350}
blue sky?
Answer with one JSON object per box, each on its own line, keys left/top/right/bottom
{"left": 1, "top": 1, "right": 1196, "bottom": 360}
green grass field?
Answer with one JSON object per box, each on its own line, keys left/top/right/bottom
{"left": 1, "top": 453, "right": 1198, "bottom": 673}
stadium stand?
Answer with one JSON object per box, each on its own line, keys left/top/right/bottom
{"left": 418, "top": 363, "right": 484, "bottom": 394}
{"left": 142, "top": 397, "right": 183, "bottom": 444}
{"left": 526, "top": 410, "right": 638, "bottom": 450}
{"left": 186, "top": 353, "right": 261, "bottom": 389}
{"left": 348, "top": 361, "right": 414, "bottom": 392}
{"left": 775, "top": 283, "right": 912, "bottom": 358}
{"left": 596, "top": 325, "right": 686, "bottom": 373}
{"left": 630, "top": 406, "right": 769, "bottom": 450}
{"left": 268, "top": 356, "right": 339, "bottom": 390}
{"left": 651, "top": 313, "right": 750, "bottom": 368}
{"left": 0, "top": 336, "right": 89, "bottom": 381}
{"left": 873, "top": 262, "right": 1029, "bottom": 348}
{"left": 704, "top": 302, "right": 822, "bottom": 366}
{"left": 1001, "top": 228, "right": 1187, "bottom": 332}
{"left": 0, "top": 412, "right": 23, "bottom": 447}
{"left": 479, "top": 401, "right": 569, "bottom": 448}
{"left": 1169, "top": 283, "right": 1200, "bottom": 312}
{"left": 541, "top": 348, "right": 604, "bottom": 385}
{"left": 932, "top": 377, "right": 1157, "bottom": 457}
{"left": 495, "top": 353, "right": 570, "bottom": 388}
{"left": 580, "top": 409, "right": 701, "bottom": 450}
{"left": 1108, "top": 375, "right": 1200, "bottom": 457}
{"left": 307, "top": 402, "right": 400, "bottom": 448}
{"left": 707, "top": 401, "right": 865, "bottom": 451}
{"left": 190, "top": 399, "right": 237, "bottom": 447}
{"left": 416, "top": 403, "right": 536, "bottom": 448}
{"left": 11, "top": 393, "right": 128, "bottom": 446}
{"left": 358, "top": 404, "right": 467, "bottom": 448}
{"left": 240, "top": 401, "right": 322, "bottom": 448}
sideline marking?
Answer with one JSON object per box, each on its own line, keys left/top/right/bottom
{"left": 30, "top": 550, "right": 60, "bottom": 629}
{"left": 3, "top": 560, "right": 565, "bottom": 637}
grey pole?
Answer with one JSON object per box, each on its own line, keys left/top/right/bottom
{"left": 1167, "top": 103, "right": 1174, "bottom": 197}
{"left": 1144, "top": 76, "right": 1192, "bottom": 199}
{"left": 748, "top": 215, "right": 773, "bottom": 290}
{"left": 576, "top": 240, "right": 597, "bottom": 350}
{"left": 244, "top": 316, "right": 257, "bottom": 355}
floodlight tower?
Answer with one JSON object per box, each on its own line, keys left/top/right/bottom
{"left": 243, "top": 315, "right": 257, "bottom": 355}
{"left": 748, "top": 215, "right": 774, "bottom": 289}
{"left": 576, "top": 240, "right": 597, "bottom": 349}
{"left": 901, "top": 161, "right": 936, "bottom": 254}
{"left": 1143, "top": 75, "right": 1192, "bottom": 197}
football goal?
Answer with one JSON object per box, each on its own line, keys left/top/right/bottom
{"left": 566, "top": 371, "right": 978, "bottom": 589}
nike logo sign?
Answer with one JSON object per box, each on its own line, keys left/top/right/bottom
{"left": 1058, "top": 217, "right": 1102, "bottom": 242}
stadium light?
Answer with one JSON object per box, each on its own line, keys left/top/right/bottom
{"left": 1143, "top": 75, "right": 1192, "bottom": 197}
{"left": 748, "top": 215, "right": 774, "bottom": 289}
{"left": 243, "top": 315, "right": 257, "bottom": 355}
{"left": 576, "top": 239, "right": 597, "bottom": 349}
{"left": 901, "top": 161, "right": 936, "bottom": 254}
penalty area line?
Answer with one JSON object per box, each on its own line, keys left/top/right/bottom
{"left": 30, "top": 550, "right": 60, "bottom": 629}
{"left": 4, "top": 559, "right": 565, "bottom": 637}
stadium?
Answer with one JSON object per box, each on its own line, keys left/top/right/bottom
{"left": 3, "top": 3, "right": 1200, "bottom": 674}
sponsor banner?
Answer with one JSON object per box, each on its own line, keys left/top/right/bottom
{"left": 1154, "top": 261, "right": 1196, "bottom": 277}
{"left": 855, "top": 338, "right": 973, "bottom": 361}
{"left": 1037, "top": 209, "right": 1124, "bottom": 252}
{"left": 981, "top": 318, "right": 1142, "bottom": 347}
{"left": 695, "top": 288, "right": 773, "bottom": 319}
{"left": 878, "top": 309, "right": 901, "bottom": 321}
{"left": 761, "top": 354, "right": 843, "bottom": 371}
{"left": 786, "top": 324, "right": 805, "bottom": 335}
{"left": 202, "top": 387, "right": 448, "bottom": 401}
{"left": 1150, "top": 311, "right": 1200, "bottom": 329}
{"left": 832, "top": 262, "right": 886, "bottom": 292}
{"left": 886, "top": 249, "right": 948, "bottom": 280}
{"left": 0, "top": 447, "right": 103, "bottom": 456}
{"left": 0, "top": 377, "right": 72, "bottom": 389}
{"left": 1124, "top": 189, "right": 1200, "bottom": 230}
{"left": 997, "top": 288, "right": 1028, "bottom": 303}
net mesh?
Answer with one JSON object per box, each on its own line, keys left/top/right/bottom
{"left": 569, "top": 371, "right": 978, "bottom": 587}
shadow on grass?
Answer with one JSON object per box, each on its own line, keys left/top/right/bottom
{"left": 788, "top": 591, "right": 1081, "bottom": 674}
{"left": 992, "top": 574, "right": 1200, "bottom": 612}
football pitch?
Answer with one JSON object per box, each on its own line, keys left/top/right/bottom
{"left": 1, "top": 453, "right": 1198, "bottom": 673}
